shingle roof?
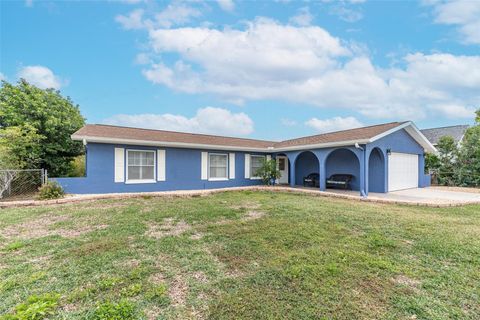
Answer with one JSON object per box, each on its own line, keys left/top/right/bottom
{"left": 73, "top": 124, "right": 275, "bottom": 149}
{"left": 73, "top": 121, "right": 408, "bottom": 150}
{"left": 420, "top": 125, "right": 469, "bottom": 145}
{"left": 273, "top": 122, "right": 404, "bottom": 148}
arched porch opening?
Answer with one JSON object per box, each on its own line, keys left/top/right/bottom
{"left": 368, "top": 147, "right": 385, "bottom": 193}
{"left": 294, "top": 151, "right": 320, "bottom": 186}
{"left": 325, "top": 148, "right": 360, "bottom": 191}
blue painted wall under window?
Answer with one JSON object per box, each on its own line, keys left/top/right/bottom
{"left": 55, "top": 143, "right": 266, "bottom": 194}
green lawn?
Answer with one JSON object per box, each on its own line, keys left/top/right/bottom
{"left": 1, "top": 191, "right": 479, "bottom": 319}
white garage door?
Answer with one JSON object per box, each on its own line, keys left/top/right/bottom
{"left": 388, "top": 152, "right": 419, "bottom": 192}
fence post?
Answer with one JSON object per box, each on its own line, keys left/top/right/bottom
{"left": 45, "top": 169, "right": 48, "bottom": 183}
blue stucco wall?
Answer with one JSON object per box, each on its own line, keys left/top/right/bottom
{"left": 55, "top": 143, "right": 266, "bottom": 194}
{"left": 294, "top": 152, "right": 319, "bottom": 185}
{"left": 368, "top": 148, "right": 385, "bottom": 193}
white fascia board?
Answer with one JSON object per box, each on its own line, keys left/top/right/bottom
{"left": 72, "top": 135, "right": 271, "bottom": 153}
{"left": 404, "top": 124, "right": 437, "bottom": 153}
{"left": 272, "top": 139, "right": 370, "bottom": 152}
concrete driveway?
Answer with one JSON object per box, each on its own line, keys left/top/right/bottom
{"left": 367, "top": 187, "right": 480, "bottom": 206}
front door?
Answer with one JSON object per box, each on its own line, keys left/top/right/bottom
{"left": 277, "top": 156, "right": 289, "bottom": 184}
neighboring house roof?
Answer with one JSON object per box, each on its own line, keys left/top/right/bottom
{"left": 72, "top": 121, "right": 436, "bottom": 153}
{"left": 420, "top": 125, "right": 469, "bottom": 145}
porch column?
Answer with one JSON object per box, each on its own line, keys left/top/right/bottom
{"left": 319, "top": 161, "right": 326, "bottom": 191}
{"left": 364, "top": 147, "right": 370, "bottom": 196}
{"left": 418, "top": 153, "right": 425, "bottom": 188}
{"left": 358, "top": 148, "right": 367, "bottom": 197}
{"left": 285, "top": 152, "right": 298, "bottom": 187}
{"left": 313, "top": 150, "right": 327, "bottom": 191}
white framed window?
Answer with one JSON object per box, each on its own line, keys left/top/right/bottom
{"left": 250, "top": 155, "right": 265, "bottom": 179}
{"left": 126, "top": 150, "right": 156, "bottom": 183}
{"left": 209, "top": 153, "right": 228, "bottom": 181}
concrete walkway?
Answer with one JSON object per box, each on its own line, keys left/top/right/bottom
{"left": 1, "top": 186, "right": 479, "bottom": 209}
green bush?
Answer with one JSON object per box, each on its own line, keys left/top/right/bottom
{"left": 92, "top": 300, "right": 137, "bottom": 320}
{"left": 0, "top": 293, "right": 60, "bottom": 320}
{"left": 68, "top": 154, "right": 86, "bottom": 177}
{"left": 37, "top": 181, "right": 65, "bottom": 200}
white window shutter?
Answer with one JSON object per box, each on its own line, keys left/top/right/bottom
{"left": 245, "top": 154, "right": 250, "bottom": 179}
{"left": 266, "top": 155, "right": 271, "bottom": 161}
{"left": 114, "top": 148, "right": 125, "bottom": 183}
{"left": 201, "top": 152, "right": 208, "bottom": 180}
{"left": 229, "top": 153, "right": 235, "bottom": 179}
{"left": 157, "top": 149, "right": 166, "bottom": 181}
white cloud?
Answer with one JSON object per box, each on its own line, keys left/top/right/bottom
{"left": 305, "top": 116, "right": 364, "bottom": 133}
{"left": 281, "top": 118, "right": 297, "bottom": 126}
{"left": 116, "top": 9, "right": 145, "bottom": 30}
{"left": 329, "top": 5, "right": 363, "bottom": 22}
{"left": 103, "top": 107, "right": 254, "bottom": 136}
{"left": 116, "top": 3, "right": 202, "bottom": 30}
{"left": 217, "top": 0, "right": 235, "bottom": 12}
{"left": 17, "top": 66, "right": 62, "bottom": 89}
{"left": 429, "top": 104, "right": 476, "bottom": 119}
{"left": 428, "top": 0, "right": 480, "bottom": 44}
{"left": 127, "top": 17, "right": 480, "bottom": 121}
{"left": 134, "top": 53, "right": 151, "bottom": 65}
{"left": 155, "top": 3, "right": 202, "bottom": 28}
{"left": 0, "top": 72, "right": 5, "bottom": 81}
{"left": 289, "top": 7, "right": 313, "bottom": 26}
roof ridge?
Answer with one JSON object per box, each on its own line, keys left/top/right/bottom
{"left": 92, "top": 124, "right": 277, "bottom": 144}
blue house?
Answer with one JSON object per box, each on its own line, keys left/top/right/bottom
{"left": 55, "top": 121, "right": 436, "bottom": 196}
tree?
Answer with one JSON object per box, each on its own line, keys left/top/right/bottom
{"left": 254, "top": 158, "right": 281, "bottom": 186}
{"left": 455, "top": 108, "right": 480, "bottom": 187}
{"left": 435, "top": 136, "right": 458, "bottom": 186}
{"left": 0, "top": 124, "right": 42, "bottom": 169}
{"left": 0, "top": 80, "right": 85, "bottom": 176}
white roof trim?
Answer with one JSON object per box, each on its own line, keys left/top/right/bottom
{"left": 369, "top": 121, "right": 437, "bottom": 153}
{"left": 272, "top": 139, "right": 371, "bottom": 152}
{"left": 72, "top": 135, "right": 271, "bottom": 153}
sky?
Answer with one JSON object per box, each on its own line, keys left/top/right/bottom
{"left": 1, "top": 0, "right": 479, "bottom": 141}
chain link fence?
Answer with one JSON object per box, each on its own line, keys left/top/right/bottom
{"left": 0, "top": 169, "right": 46, "bottom": 201}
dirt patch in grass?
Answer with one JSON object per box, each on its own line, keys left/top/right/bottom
{"left": 146, "top": 218, "right": 192, "bottom": 239}
{"left": 145, "top": 306, "right": 162, "bottom": 320}
{"left": 230, "top": 201, "right": 261, "bottom": 210}
{"left": 242, "top": 210, "right": 265, "bottom": 221}
{"left": 192, "top": 271, "right": 208, "bottom": 283}
{"left": 391, "top": 275, "right": 421, "bottom": 292}
{"left": 1, "top": 215, "right": 68, "bottom": 239}
{"left": 0, "top": 214, "right": 108, "bottom": 240}
{"left": 169, "top": 274, "right": 189, "bottom": 307}
{"left": 190, "top": 232, "right": 204, "bottom": 240}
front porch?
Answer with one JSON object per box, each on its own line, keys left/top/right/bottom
{"left": 275, "top": 145, "right": 388, "bottom": 196}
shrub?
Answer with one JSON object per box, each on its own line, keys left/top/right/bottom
{"left": 92, "top": 300, "right": 137, "bottom": 320}
{"left": 1, "top": 293, "right": 60, "bottom": 320}
{"left": 37, "top": 181, "right": 65, "bottom": 200}
{"left": 254, "top": 158, "right": 281, "bottom": 186}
